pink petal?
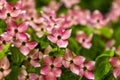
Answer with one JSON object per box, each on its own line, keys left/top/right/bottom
{"left": 64, "top": 49, "right": 73, "bottom": 61}
{"left": 62, "top": 29, "right": 72, "bottom": 40}
{"left": 27, "top": 41, "right": 38, "bottom": 49}
{"left": 0, "top": 57, "right": 10, "bottom": 69}
{"left": 62, "top": 60, "right": 70, "bottom": 68}
{"left": 52, "top": 67, "right": 62, "bottom": 77}
{"left": 73, "top": 56, "right": 85, "bottom": 66}
{"left": 30, "top": 60, "right": 40, "bottom": 67}
{"left": 84, "top": 71, "right": 94, "bottom": 80}
{"left": 20, "top": 46, "right": 30, "bottom": 56}
{"left": 18, "top": 22, "right": 28, "bottom": 33}
{"left": 43, "top": 56, "right": 52, "bottom": 65}
{"left": 3, "top": 69, "right": 11, "bottom": 77}
{"left": 39, "top": 75, "right": 45, "bottom": 80}
{"left": 0, "top": 72, "right": 3, "bottom": 80}
{"left": 85, "top": 61, "right": 95, "bottom": 71}
{"left": 113, "top": 68, "right": 120, "bottom": 78}
{"left": 57, "top": 40, "right": 68, "bottom": 48}
{"left": 109, "top": 57, "right": 120, "bottom": 68}
{"left": 16, "top": 33, "right": 28, "bottom": 42}
{"left": 82, "top": 42, "right": 92, "bottom": 49}
{"left": 79, "top": 68, "right": 84, "bottom": 76}
{"left": 70, "top": 64, "right": 80, "bottom": 75}
{"left": 53, "top": 57, "right": 62, "bottom": 67}
{"left": 29, "top": 73, "right": 39, "bottom": 80}
{"left": 40, "top": 66, "right": 51, "bottom": 75}
{"left": 45, "top": 72, "right": 57, "bottom": 80}
{"left": 47, "top": 35, "right": 57, "bottom": 43}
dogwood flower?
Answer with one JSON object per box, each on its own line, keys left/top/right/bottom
{"left": 40, "top": 56, "right": 63, "bottom": 80}
{"left": 89, "top": 10, "right": 109, "bottom": 29}
{"left": 0, "top": 57, "right": 11, "bottom": 79}
{"left": 62, "top": 49, "right": 85, "bottom": 75}
{"left": 48, "top": 28, "right": 72, "bottom": 48}
{"left": 76, "top": 31, "right": 93, "bottom": 49}
{"left": 14, "top": 33, "right": 38, "bottom": 56}
{"left": 28, "top": 49, "right": 43, "bottom": 67}
{"left": 0, "top": 1, "right": 26, "bottom": 22}
{"left": 0, "top": 32, "right": 12, "bottom": 51}
{"left": 79, "top": 61, "right": 95, "bottom": 80}
{"left": 18, "top": 66, "right": 39, "bottom": 80}
{"left": 109, "top": 57, "right": 120, "bottom": 78}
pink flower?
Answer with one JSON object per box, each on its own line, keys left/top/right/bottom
{"left": 7, "top": 21, "right": 28, "bottom": 37}
{"left": 89, "top": 10, "right": 109, "bottom": 29}
{"left": 79, "top": 61, "right": 95, "bottom": 80}
{"left": 40, "top": 56, "right": 63, "bottom": 80}
{"left": 14, "top": 33, "right": 38, "bottom": 56}
{"left": 76, "top": 31, "right": 93, "bottom": 49}
{"left": 48, "top": 28, "right": 72, "bottom": 48}
{"left": 62, "top": 49, "right": 85, "bottom": 75}
{"left": 0, "top": 1, "right": 26, "bottom": 22}
{"left": 18, "top": 66, "right": 39, "bottom": 80}
{"left": 0, "top": 32, "right": 12, "bottom": 51}
{"left": 61, "top": 0, "right": 79, "bottom": 8}
{"left": 41, "top": 11, "right": 64, "bottom": 33}
{"left": 0, "top": 57, "right": 11, "bottom": 80}
{"left": 28, "top": 49, "right": 43, "bottom": 67}
{"left": 109, "top": 57, "right": 120, "bottom": 78}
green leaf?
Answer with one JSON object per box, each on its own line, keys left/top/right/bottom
{"left": 68, "top": 37, "right": 82, "bottom": 55}
{"left": 0, "top": 44, "right": 10, "bottom": 59}
{"left": 9, "top": 47, "right": 25, "bottom": 66}
{"left": 5, "top": 66, "right": 20, "bottom": 80}
{"left": 94, "top": 50, "right": 114, "bottom": 80}
{"left": 99, "top": 27, "right": 113, "bottom": 38}
{"left": 0, "top": 19, "right": 6, "bottom": 34}
{"left": 27, "top": 65, "right": 40, "bottom": 74}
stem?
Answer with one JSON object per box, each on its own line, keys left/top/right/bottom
{"left": 79, "top": 76, "right": 83, "bottom": 80}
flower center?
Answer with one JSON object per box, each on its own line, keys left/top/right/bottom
{"left": 26, "top": 75, "right": 29, "bottom": 79}
{"left": 0, "top": 68, "right": 4, "bottom": 72}
{"left": 41, "top": 28, "right": 44, "bottom": 31}
{"left": 70, "top": 60, "right": 73, "bottom": 64}
{"left": 83, "top": 67, "right": 87, "bottom": 71}
{"left": 97, "top": 19, "right": 100, "bottom": 23}
{"left": 31, "top": 17, "right": 34, "bottom": 21}
{"left": 2, "top": 40, "right": 6, "bottom": 44}
{"left": 50, "top": 64, "right": 54, "bottom": 69}
{"left": 49, "top": 16, "right": 52, "bottom": 19}
{"left": 28, "top": 57, "right": 31, "bottom": 61}
{"left": 57, "top": 35, "right": 61, "bottom": 40}
{"left": 22, "top": 42, "right": 26, "bottom": 46}
{"left": 7, "top": 13, "right": 11, "bottom": 17}
{"left": 13, "top": 7, "right": 16, "bottom": 10}
{"left": 14, "top": 29, "right": 18, "bottom": 33}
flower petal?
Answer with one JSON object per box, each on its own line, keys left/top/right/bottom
{"left": 18, "top": 22, "right": 28, "bottom": 32}
{"left": 30, "top": 60, "right": 40, "bottom": 67}
{"left": 62, "top": 60, "right": 70, "bottom": 68}
{"left": 45, "top": 72, "right": 57, "bottom": 80}
{"left": 57, "top": 40, "right": 68, "bottom": 48}
{"left": 43, "top": 56, "right": 52, "bottom": 65}
{"left": 53, "top": 57, "right": 62, "bottom": 67}
{"left": 84, "top": 71, "right": 94, "bottom": 80}
{"left": 20, "top": 46, "right": 30, "bottom": 56}
{"left": 40, "top": 66, "right": 51, "bottom": 75}
{"left": 70, "top": 64, "right": 80, "bottom": 75}
{"left": 52, "top": 67, "right": 62, "bottom": 77}
{"left": 73, "top": 56, "right": 85, "bottom": 66}
{"left": 113, "top": 68, "right": 120, "bottom": 78}
{"left": 47, "top": 35, "right": 57, "bottom": 43}
{"left": 62, "top": 29, "right": 72, "bottom": 40}
{"left": 85, "top": 61, "right": 95, "bottom": 71}
{"left": 27, "top": 41, "right": 38, "bottom": 49}
{"left": 109, "top": 57, "right": 120, "bottom": 68}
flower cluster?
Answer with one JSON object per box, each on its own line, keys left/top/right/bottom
{"left": 0, "top": 0, "right": 120, "bottom": 80}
